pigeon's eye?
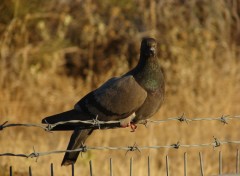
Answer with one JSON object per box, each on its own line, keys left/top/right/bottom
{"left": 152, "top": 43, "right": 157, "bottom": 47}
{"left": 148, "top": 44, "right": 156, "bottom": 50}
{"left": 148, "top": 42, "right": 156, "bottom": 48}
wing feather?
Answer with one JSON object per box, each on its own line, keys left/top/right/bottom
{"left": 75, "top": 75, "right": 147, "bottom": 121}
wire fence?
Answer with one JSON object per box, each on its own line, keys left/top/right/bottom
{"left": 1, "top": 114, "right": 240, "bottom": 176}
{"left": 1, "top": 114, "right": 240, "bottom": 131}
{"left": 1, "top": 137, "right": 240, "bottom": 159}
{"left": 1, "top": 115, "right": 240, "bottom": 158}
{"left": 6, "top": 151, "right": 240, "bottom": 176}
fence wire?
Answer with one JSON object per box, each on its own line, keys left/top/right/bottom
{"left": 1, "top": 115, "right": 240, "bottom": 176}
{"left": 6, "top": 150, "right": 240, "bottom": 176}
{"left": 1, "top": 137, "right": 240, "bottom": 159}
{"left": 1, "top": 115, "right": 240, "bottom": 159}
{"left": 1, "top": 115, "right": 240, "bottom": 131}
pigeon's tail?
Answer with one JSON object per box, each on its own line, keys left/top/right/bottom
{"left": 61, "top": 129, "right": 94, "bottom": 166}
{"left": 42, "top": 109, "right": 94, "bottom": 131}
{"left": 42, "top": 109, "right": 93, "bottom": 124}
{"left": 42, "top": 110, "right": 94, "bottom": 165}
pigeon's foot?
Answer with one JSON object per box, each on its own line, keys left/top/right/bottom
{"left": 120, "top": 121, "right": 137, "bottom": 132}
{"left": 120, "top": 112, "right": 136, "bottom": 128}
{"left": 129, "top": 122, "right": 137, "bottom": 132}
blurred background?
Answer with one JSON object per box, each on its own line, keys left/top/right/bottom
{"left": 0, "top": 0, "right": 240, "bottom": 175}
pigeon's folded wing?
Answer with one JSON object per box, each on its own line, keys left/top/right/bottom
{"left": 75, "top": 75, "right": 147, "bottom": 121}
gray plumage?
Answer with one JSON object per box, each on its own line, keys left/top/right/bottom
{"left": 42, "top": 37, "right": 165, "bottom": 166}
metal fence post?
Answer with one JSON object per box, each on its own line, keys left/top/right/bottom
{"left": 130, "top": 157, "right": 133, "bottom": 176}
{"left": 110, "top": 158, "right": 113, "bottom": 176}
{"left": 166, "top": 155, "right": 169, "bottom": 176}
{"left": 219, "top": 151, "right": 222, "bottom": 175}
{"left": 9, "top": 166, "right": 12, "bottom": 176}
{"left": 237, "top": 149, "right": 239, "bottom": 174}
{"left": 199, "top": 152, "right": 204, "bottom": 176}
{"left": 148, "top": 156, "right": 150, "bottom": 176}
{"left": 71, "top": 163, "right": 74, "bottom": 176}
{"left": 89, "top": 160, "right": 93, "bottom": 176}
{"left": 50, "top": 163, "right": 54, "bottom": 176}
{"left": 29, "top": 166, "right": 32, "bottom": 176}
{"left": 184, "top": 152, "right": 187, "bottom": 176}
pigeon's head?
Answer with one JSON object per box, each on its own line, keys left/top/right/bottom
{"left": 140, "top": 38, "right": 157, "bottom": 57}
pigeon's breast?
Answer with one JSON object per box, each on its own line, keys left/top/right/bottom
{"left": 132, "top": 69, "right": 165, "bottom": 123}
{"left": 133, "top": 88, "right": 164, "bottom": 122}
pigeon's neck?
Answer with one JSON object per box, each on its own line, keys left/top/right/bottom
{"left": 137, "top": 55, "right": 158, "bottom": 70}
{"left": 132, "top": 56, "right": 163, "bottom": 91}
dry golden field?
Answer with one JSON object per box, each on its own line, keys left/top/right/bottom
{"left": 0, "top": 0, "right": 240, "bottom": 175}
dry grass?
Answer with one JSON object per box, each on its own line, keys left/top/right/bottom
{"left": 0, "top": 0, "right": 240, "bottom": 175}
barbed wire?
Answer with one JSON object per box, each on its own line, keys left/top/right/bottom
{"left": 0, "top": 137, "right": 240, "bottom": 159}
{"left": 1, "top": 115, "right": 240, "bottom": 132}
{"left": 1, "top": 115, "right": 240, "bottom": 159}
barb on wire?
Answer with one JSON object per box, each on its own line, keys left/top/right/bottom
{"left": 80, "top": 143, "right": 87, "bottom": 153}
{"left": 79, "top": 143, "right": 87, "bottom": 157}
{"left": 32, "top": 146, "right": 40, "bottom": 162}
{"left": 177, "top": 113, "right": 189, "bottom": 124}
{"left": 0, "top": 121, "right": 8, "bottom": 130}
{"left": 171, "top": 141, "right": 180, "bottom": 149}
{"left": 1, "top": 138, "right": 240, "bottom": 159}
{"left": 126, "top": 143, "right": 141, "bottom": 155}
{"left": 92, "top": 115, "right": 101, "bottom": 129}
{"left": 1, "top": 115, "right": 240, "bottom": 132}
{"left": 147, "top": 115, "right": 240, "bottom": 124}
{"left": 219, "top": 115, "right": 228, "bottom": 124}
{"left": 213, "top": 136, "right": 221, "bottom": 148}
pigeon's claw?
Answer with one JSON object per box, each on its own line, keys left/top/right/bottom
{"left": 130, "top": 122, "right": 137, "bottom": 132}
{"left": 119, "top": 121, "right": 137, "bottom": 132}
{"left": 120, "top": 112, "right": 136, "bottom": 128}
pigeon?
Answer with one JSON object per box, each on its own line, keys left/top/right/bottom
{"left": 42, "top": 37, "right": 165, "bottom": 166}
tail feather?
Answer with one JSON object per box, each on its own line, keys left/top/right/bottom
{"left": 61, "top": 129, "right": 94, "bottom": 166}
{"left": 42, "top": 109, "right": 95, "bottom": 131}
{"left": 42, "top": 109, "right": 93, "bottom": 124}
{"left": 42, "top": 109, "right": 94, "bottom": 165}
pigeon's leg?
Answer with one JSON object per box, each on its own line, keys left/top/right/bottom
{"left": 120, "top": 112, "right": 137, "bottom": 132}
{"left": 129, "top": 122, "right": 137, "bottom": 132}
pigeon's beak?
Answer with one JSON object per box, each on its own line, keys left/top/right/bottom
{"left": 149, "top": 47, "right": 156, "bottom": 56}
